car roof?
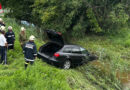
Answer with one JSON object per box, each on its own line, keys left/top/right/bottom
{"left": 64, "top": 44, "right": 82, "bottom": 48}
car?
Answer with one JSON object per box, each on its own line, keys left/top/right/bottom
{"left": 37, "top": 30, "right": 93, "bottom": 69}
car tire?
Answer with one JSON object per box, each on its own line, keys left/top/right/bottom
{"left": 62, "top": 60, "right": 71, "bottom": 69}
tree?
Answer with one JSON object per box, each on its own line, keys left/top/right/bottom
{"left": 1, "top": 0, "right": 129, "bottom": 37}
{"left": 1, "top": 0, "right": 34, "bottom": 22}
{"left": 32, "top": 0, "right": 101, "bottom": 37}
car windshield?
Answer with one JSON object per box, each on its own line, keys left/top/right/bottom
{"left": 80, "top": 47, "right": 88, "bottom": 54}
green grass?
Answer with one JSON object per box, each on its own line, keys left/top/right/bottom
{"left": 0, "top": 17, "right": 129, "bottom": 90}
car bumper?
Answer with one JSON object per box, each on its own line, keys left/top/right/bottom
{"left": 37, "top": 52, "right": 63, "bottom": 64}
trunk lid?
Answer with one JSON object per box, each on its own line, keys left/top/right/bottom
{"left": 45, "top": 30, "right": 64, "bottom": 45}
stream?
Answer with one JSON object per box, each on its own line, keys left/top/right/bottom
{"left": 90, "top": 60, "right": 130, "bottom": 90}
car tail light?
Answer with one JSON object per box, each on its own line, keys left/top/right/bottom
{"left": 54, "top": 53, "right": 60, "bottom": 57}
{"left": 57, "top": 32, "right": 62, "bottom": 35}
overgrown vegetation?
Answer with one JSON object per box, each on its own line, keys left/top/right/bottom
{"left": 0, "top": 16, "right": 129, "bottom": 89}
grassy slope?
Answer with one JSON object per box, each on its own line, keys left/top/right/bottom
{"left": 0, "top": 17, "right": 129, "bottom": 90}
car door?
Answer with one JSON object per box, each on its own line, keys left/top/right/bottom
{"left": 61, "top": 47, "right": 73, "bottom": 61}
{"left": 70, "top": 47, "right": 83, "bottom": 64}
{"left": 80, "top": 47, "right": 89, "bottom": 61}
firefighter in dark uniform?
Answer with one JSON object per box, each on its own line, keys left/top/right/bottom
{"left": 0, "top": 26, "right": 8, "bottom": 64}
{"left": 23, "top": 35, "right": 37, "bottom": 69}
{"left": 5, "top": 26, "right": 15, "bottom": 50}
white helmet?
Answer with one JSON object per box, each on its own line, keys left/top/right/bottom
{"left": 8, "top": 26, "right": 13, "bottom": 30}
{"left": 29, "top": 35, "right": 35, "bottom": 41}
{"left": 0, "top": 26, "right": 5, "bottom": 31}
{"left": 21, "top": 27, "right": 26, "bottom": 31}
{"left": 0, "top": 18, "right": 3, "bottom": 22}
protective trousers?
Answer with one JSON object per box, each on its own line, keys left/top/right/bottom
{"left": 0, "top": 46, "right": 7, "bottom": 64}
{"left": 25, "top": 61, "right": 34, "bottom": 69}
{"left": 8, "top": 44, "right": 14, "bottom": 50}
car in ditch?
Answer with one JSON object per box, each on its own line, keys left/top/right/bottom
{"left": 37, "top": 30, "right": 93, "bottom": 69}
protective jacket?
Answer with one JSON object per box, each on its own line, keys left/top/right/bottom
{"left": 5, "top": 31, "right": 15, "bottom": 46}
{"left": 23, "top": 41, "right": 37, "bottom": 61}
{"left": 0, "top": 23, "right": 5, "bottom": 27}
{"left": 19, "top": 33, "right": 27, "bottom": 44}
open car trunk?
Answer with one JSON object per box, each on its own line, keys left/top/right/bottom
{"left": 40, "top": 42, "right": 63, "bottom": 57}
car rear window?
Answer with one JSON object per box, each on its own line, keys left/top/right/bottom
{"left": 63, "top": 47, "right": 72, "bottom": 53}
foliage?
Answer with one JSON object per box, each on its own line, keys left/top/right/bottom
{"left": 1, "top": 0, "right": 34, "bottom": 22}
{"left": 32, "top": 0, "right": 102, "bottom": 36}
{"left": 1, "top": 0, "right": 129, "bottom": 37}
{"left": 109, "top": 4, "right": 129, "bottom": 29}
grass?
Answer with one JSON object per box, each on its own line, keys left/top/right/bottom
{"left": 0, "top": 17, "right": 129, "bottom": 90}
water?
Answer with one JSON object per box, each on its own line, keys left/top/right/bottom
{"left": 116, "top": 72, "right": 130, "bottom": 90}
{"left": 90, "top": 60, "right": 130, "bottom": 90}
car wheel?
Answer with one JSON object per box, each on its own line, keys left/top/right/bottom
{"left": 62, "top": 60, "right": 71, "bottom": 69}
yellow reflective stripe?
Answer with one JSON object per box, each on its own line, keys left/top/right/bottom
{"left": 25, "top": 62, "right": 29, "bottom": 64}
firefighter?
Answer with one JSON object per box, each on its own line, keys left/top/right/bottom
{"left": 0, "top": 18, "right": 5, "bottom": 33}
{"left": 0, "top": 26, "right": 8, "bottom": 64}
{"left": 5, "top": 26, "right": 15, "bottom": 50}
{"left": 19, "top": 27, "right": 27, "bottom": 49}
{"left": 23, "top": 35, "right": 37, "bottom": 69}
{"left": 0, "top": 18, "right": 5, "bottom": 27}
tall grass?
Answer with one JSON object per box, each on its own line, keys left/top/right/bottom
{"left": 73, "top": 30, "right": 130, "bottom": 89}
